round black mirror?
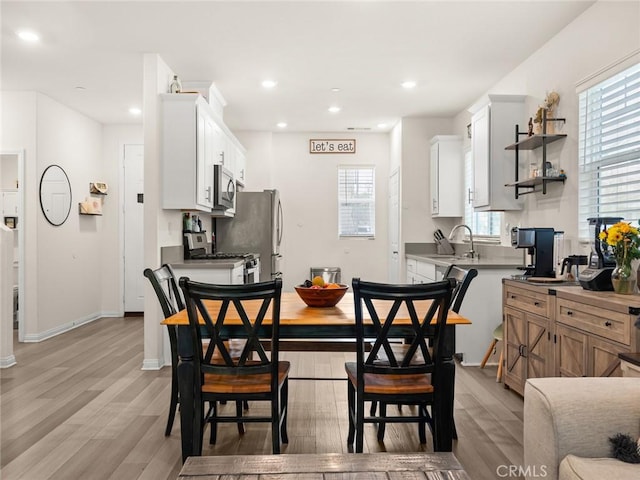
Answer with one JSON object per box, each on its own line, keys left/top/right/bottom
{"left": 39, "top": 165, "right": 72, "bottom": 226}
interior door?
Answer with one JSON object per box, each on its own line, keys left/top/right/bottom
{"left": 388, "top": 169, "right": 400, "bottom": 283}
{"left": 124, "top": 144, "right": 144, "bottom": 312}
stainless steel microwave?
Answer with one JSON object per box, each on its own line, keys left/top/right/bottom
{"left": 213, "top": 164, "right": 235, "bottom": 210}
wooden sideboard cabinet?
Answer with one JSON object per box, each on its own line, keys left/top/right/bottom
{"left": 502, "top": 279, "right": 640, "bottom": 395}
{"left": 503, "top": 282, "right": 554, "bottom": 396}
{"left": 555, "top": 296, "right": 636, "bottom": 377}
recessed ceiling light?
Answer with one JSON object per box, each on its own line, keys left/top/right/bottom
{"left": 401, "top": 81, "right": 417, "bottom": 89}
{"left": 17, "top": 30, "right": 40, "bottom": 43}
{"left": 129, "top": 107, "right": 142, "bottom": 116}
{"left": 277, "top": 122, "right": 287, "bottom": 128}
{"left": 328, "top": 106, "right": 341, "bottom": 113}
{"left": 377, "top": 123, "right": 387, "bottom": 129}
{"left": 261, "top": 79, "right": 278, "bottom": 89}
{"left": 331, "top": 88, "right": 341, "bottom": 92}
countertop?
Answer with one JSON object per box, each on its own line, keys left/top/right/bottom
{"left": 503, "top": 277, "right": 640, "bottom": 315}
{"left": 160, "top": 245, "right": 259, "bottom": 270}
{"left": 406, "top": 253, "right": 524, "bottom": 270}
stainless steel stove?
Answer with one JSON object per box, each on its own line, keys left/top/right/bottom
{"left": 184, "top": 232, "right": 260, "bottom": 283}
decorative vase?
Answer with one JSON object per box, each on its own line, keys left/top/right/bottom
{"left": 611, "top": 261, "right": 636, "bottom": 295}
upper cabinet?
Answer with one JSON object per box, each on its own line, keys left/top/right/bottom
{"left": 430, "top": 135, "right": 463, "bottom": 217}
{"left": 161, "top": 92, "right": 247, "bottom": 214}
{"left": 469, "top": 94, "right": 525, "bottom": 211}
{"left": 162, "top": 94, "right": 215, "bottom": 212}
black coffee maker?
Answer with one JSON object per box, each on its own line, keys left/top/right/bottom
{"left": 579, "top": 217, "right": 623, "bottom": 291}
{"left": 511, "top": 227, "right": 556, "bottom": 277}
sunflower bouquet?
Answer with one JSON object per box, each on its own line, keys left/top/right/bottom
{"left": 599, "top": 221, "right": 640, "bottom": 271}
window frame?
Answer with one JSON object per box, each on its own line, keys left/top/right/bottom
{"left": 463, "top": 148, "right": 503, "bottom": 240}
{"left": 577, "top": 61, "right": 640, "bottom": 240}
{"left": 337, "top": 165, "right": 376, "bottom": 238}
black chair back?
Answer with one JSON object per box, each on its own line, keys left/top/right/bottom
{"left": 443, "top": 265, "right": 478, "bottom": 313}
{"left": 179, "top": 278, "right": 283, "bottom": 389}
{"left": 352, "top": 278, "right": 455, "bottom": 379}
{"left": 143, "top": 264, "right": 184, "bottom": 318}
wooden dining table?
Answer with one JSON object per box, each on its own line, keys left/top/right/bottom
{"left": 162, "top": 291, "right": 471, "bottom": 462}
{"left": 178, "top": 452, "right": 471, "bottom": 479}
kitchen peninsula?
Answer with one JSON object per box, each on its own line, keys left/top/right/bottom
{"left": 503, "top": 279, "right": 640, "bottom": 395}
{"left": 406, "top": 243, "right": 524, "bottom": 366}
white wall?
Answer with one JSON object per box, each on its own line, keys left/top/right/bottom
{"left": 0, "top": 91, "right": 139, "bottom": 344}
{"left": 236, "top": 132, "right": 391, "bottom": 291}
{"left": 453, "top": 0, "right": 640, "bottom": 252}
{"left": 399, "top": 117, "right": 457, "bottom": 246}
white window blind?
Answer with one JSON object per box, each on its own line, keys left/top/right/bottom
{"left": 578, "top": 62, "right": 640, "bottom": 239}
{"left": 464, "top": 150, "right": 502, "bottom": 237}
{"left": 338, "top": 166, "right": 375, "bottom": 237}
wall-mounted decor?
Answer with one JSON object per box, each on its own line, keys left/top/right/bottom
{"left": 79, "top": 197, "right": 103, "bottom": 215}
{"left": 4, "top": 216, "right": 16, "bottom": 229}
{"left": 89, "top": 182, "right": 108, "bottom": 195}
{"left": 39, "top": 164, "right": 72, "bottom": 226}
{"left": 309, "top": 139, "right": 356, "bottom": 154}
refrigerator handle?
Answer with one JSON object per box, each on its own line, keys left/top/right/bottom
{"left": 277, "top": 200, "right": 283, "bottom": 246}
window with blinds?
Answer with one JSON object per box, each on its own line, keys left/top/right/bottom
{"left": 578, "top": 62, "right": 640, "bottom": 239}
{"left": 338, "top": 166, "right": 375, "bottom": 237}
{"left": 463, "top": 150, "right": 502, "bottom": 237}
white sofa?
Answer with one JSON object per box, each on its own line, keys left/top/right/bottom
{"left": 524, "top": 377, "right": 640, "bottom": 480}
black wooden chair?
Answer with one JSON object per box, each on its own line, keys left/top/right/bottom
{"left": 179, "top": 277, "right": 289, "bottom": 455}
{"left": 143, "top": 264, "right": 185, "bottom": 436}
{"left": 346, "top": 277, "right": 455, "bottom": 453}
{"left": 144, "top": 264, "right": 247, "bottom": 436}
{"left": 370, "top": 266, "right": 478, "bottom": 441}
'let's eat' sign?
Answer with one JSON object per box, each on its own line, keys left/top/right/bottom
{"left": 309, "top": 139, "right": 356, "bottom": 154}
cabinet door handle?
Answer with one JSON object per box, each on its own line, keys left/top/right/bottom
{"left": 510, "top": 295, "right": 516, "bottom": 300}
{"left": 604, "top": 321, "right": 612, "bottom": 327}
{"left": 467, "top": 188, "right": 473, "bottom": 204}
{"left": 534, "top": 301, "right": 540, "bottom": 306}
{"left": 566, "top": 310, "right": 573, "bottom": 316}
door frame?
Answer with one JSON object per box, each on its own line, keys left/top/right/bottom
{"left": 1, "top": 149, "right": 25, "bottom": 345}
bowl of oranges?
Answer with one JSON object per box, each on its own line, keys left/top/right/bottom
{"left": 294, "top": 276, "right": 349, "bottom": 307}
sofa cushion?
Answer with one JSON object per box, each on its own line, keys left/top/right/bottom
{"left": 559, "top": 454, "right": 640, "bottom": 480}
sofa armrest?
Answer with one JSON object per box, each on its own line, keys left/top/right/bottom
{"left": 524, "top": 377, "right": 640, "bottom": 480}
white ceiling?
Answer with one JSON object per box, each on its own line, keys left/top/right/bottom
{"left": 1, "top": 0, "right": 595, "bottom": 132}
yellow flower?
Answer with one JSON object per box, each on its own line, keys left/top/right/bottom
{"left": 599, "top": 231, "right": 607, "bottom": 241}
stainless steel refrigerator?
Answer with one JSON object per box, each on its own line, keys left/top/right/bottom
{"left": 216, "top": 189, "right": 283, "bottom": 282}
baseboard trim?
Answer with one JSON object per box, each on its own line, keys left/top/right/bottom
{"left": 23, "top": 312, "right": 105, "bottom": 343}
{"left": 0, "top": 355, "right": 16, "bottom": 368}
{"left": 142, "top": 358, "right": 165, "bottom": 370}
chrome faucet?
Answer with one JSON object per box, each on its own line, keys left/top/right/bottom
{"left": 448, "top": 224, "right": 476, "bottom": 259}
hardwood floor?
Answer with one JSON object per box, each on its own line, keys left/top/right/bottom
{"left": 0, "top": 317, "right": 524, "bottom": 479}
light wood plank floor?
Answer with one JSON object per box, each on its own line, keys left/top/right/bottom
{"left": 1, "top": 317, "right": 524, "bottom": 479}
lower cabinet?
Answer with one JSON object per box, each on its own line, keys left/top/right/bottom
{"left": 503, "top": 284, "right": 553, "bottom": 396}
{"left": 170, "top": 265, "right": 244, "bottom": 285}
{"left": 502, "top": 280, "right": 639, "bottom": 395}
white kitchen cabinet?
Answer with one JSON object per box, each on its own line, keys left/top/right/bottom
{"left": 161, "top": 94, "right": 215, "bottom": 212}
{"left": 171, "top": 265, "right": 244, "bottom": 285}
{"left": 405, "top": 257, "right": 446, "bottom": 284}
{"left": 469, "top": 94, "right": 525, "bottom": 211}
{"left": 430, "top": 135, "right": 463, "bottom": 217}
{"left": 235, "top": 145, "right": 247, "bottom": 187}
